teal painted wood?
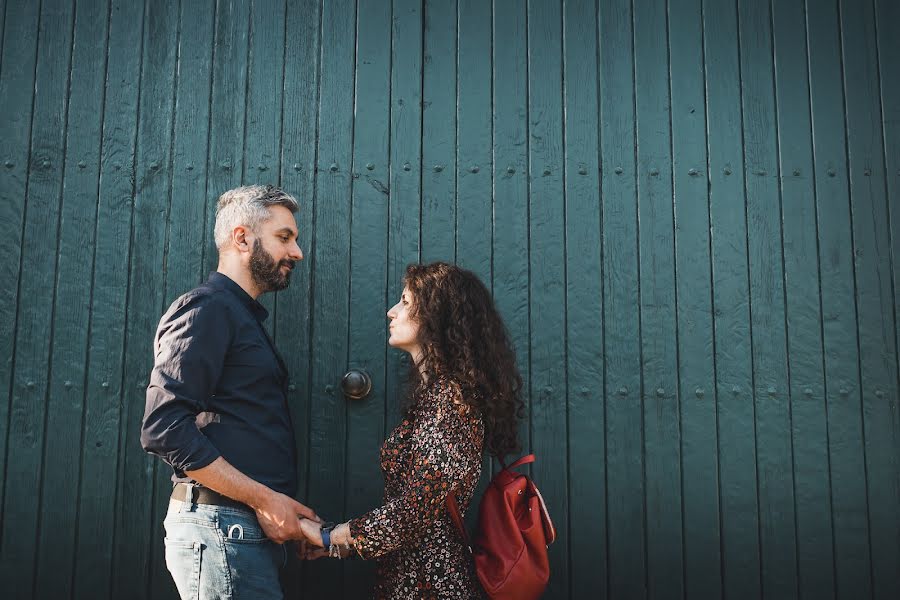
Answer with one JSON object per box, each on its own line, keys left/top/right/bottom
{"left": 704, "top": 0, "right": 761, "bottom": 597}
{"left": 342, "top": 0, "right": 392, "bottom": 594}
{"left": 0, "top": 3, "right": 39, "bottom": 540}
{"left": 875, "top": 9, "right": 900, "bottom": 585}
{"left": 243, "top": 0, "right": 287, "bottom": 328}
{"left": 491, "top": 0, "right": 530, "bottom": 469}
{"left": 385, "top": 0, "right": 422, "bottom": 431}
{"left": 561, "top": 0, "right": 604, "bottom": 597}
{"left": 0, "top": 0, "right": 41, "bottom": 579}
{"left": 421, "top": 0, "right": 456, "bottom": 263}
{"left": 111, "top": 2, "right": 179, "bottom": 598}
{"left": 456, "top": 0, "right": 492, "bottom": 283}
{"left": 455, "top": 0, "right": 493, "bottom": 530}
{"left": 276, "top": 0, "right": 321, "bottom": 594}
{"left": 33, "top": 0, "right": 109, "bottom": 597}
{"left": 1, "top": 0, "right": 75, "bottom": 595}
{"left": 525, "top": 1, "right": 568, "bottom": 597}
{"left": 71, "top": 2, "right": 143, "bottom": 597}
{"left": 668, "top": 0, "right": 723, "bottom": 596}
{"left": 599, "top": 0, "right": 645, "bottom": 597}
{"left": 807, "top": 0, "right": 874, "bottom": 597}
{"left": 839, "top": 2, "right": 900, "bottom": 597}
{"left": 738, "top": 0, "right": 799, "bottom": 597}
{"left": 633, "top": 0, "right": 683, "bottom": 597}
{"left": 771, "top": 0, "right": 835, "bottom": 597}
{"left": 304, "top": 0, "right": 357, "bottom": 593}
{"left": 202, "top": 0, "right": 251, "bottom": 276}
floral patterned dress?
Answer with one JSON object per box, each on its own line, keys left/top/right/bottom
{"left": 348, "top": 378, "right": 485, "bottom": 599}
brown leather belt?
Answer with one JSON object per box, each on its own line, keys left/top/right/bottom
{"left": 172, "top": 482, "right": 249, "bottom": 511}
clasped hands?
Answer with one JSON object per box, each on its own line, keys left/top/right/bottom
{"left": 251, "top": 489, "right": 350, "bottom": 559}
{"left": 296, "top": 518, "right": 354, "bottom": 560}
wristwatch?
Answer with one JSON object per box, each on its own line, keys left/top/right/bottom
{"left": 319, "top": 521, "right": 336, "bottom": 549}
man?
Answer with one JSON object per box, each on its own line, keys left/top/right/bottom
{"left": 141, "top": 185, "right": 316, "bottom": 599}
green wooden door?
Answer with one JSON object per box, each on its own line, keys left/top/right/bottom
{"left": 1, "top": 1, "right": 899, "bottom": 599}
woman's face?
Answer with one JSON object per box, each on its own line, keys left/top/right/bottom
{"left": 387, "top": 286, "right": 421, "bottom": 356}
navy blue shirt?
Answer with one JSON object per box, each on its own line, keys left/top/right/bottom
{"left": 141, "top": 272, "right": 298, "bottom": 496}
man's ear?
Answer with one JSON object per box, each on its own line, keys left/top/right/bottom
{"left": 232, "top": 226, "right": 252, "bottom": 253}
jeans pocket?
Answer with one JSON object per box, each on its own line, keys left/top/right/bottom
{"left": 218, "top": 511, "right": 268, "bottom": 544}
{"left": 164, "top": 538, "right": 202, "bottom": 600}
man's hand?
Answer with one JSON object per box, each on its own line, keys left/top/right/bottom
{"left": 254, "top": 491, "right": 320, "bottom": 544}
{"left": 296, "top": 538, "right": 329, "bottom": 560}
{"left": 184, "top": 457, "right": 322, "bottom": 544}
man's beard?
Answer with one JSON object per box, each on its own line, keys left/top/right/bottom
{"left": 249, "top": 239, "right": 295, "bottom": 292}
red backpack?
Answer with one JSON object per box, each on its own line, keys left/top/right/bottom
{"left": 447, "top": 454, "right": 557, "bottom": 600}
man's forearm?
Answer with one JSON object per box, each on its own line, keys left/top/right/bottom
{"left": 184, "top": 456, "right": 271, "bottom": 509}
{"left": 186, "top": 456, "right": 319, "bottom": 543}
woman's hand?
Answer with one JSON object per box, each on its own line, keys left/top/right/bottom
{"left": 298, "top": 518, "right": 324, "bottom": 547}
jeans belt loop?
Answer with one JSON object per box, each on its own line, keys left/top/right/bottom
{"left": 184, "top": 483, "right": 195, "bottom": 512}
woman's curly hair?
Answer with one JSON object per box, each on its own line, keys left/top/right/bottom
{"left": 402, "top": 262, "right": 524, "bottom": 459}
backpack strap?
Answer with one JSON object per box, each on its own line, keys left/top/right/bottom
{"left": 505, "top": 454, "right": 536, "bottom": 471}
{"left": 446, "top": 491, "right": 472, "bottom": 552}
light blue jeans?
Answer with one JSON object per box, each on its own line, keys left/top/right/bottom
{"left": 163, "top": 492, "right": 287, "bottom": 600}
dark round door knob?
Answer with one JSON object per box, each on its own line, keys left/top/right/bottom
{"left": 341, "top": 369, "right": 372, "bottom": 400}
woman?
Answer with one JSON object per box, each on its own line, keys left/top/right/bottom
{"left": 300, "top": 262, "right": 524, "bottom": 599}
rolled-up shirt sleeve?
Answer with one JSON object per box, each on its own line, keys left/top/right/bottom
{"left": 140, "top": 295, "right": 230, "bottom": 473}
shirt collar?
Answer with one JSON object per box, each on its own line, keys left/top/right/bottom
{"left": 207, "top": 272, "right": 269, "bottom": 323}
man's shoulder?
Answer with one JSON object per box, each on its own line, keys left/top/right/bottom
{"left": 161, "top": 283, "right": 235, "bottom": 323}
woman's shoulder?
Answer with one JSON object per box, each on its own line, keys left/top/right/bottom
{"left": 421, "top": 377, "right": 479, "bottom": 418}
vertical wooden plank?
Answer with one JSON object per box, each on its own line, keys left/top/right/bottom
{"left": 160, "top": 0, "right": 215, "bottom": 369}
{"left": 32, "top": 1, "right": 109, "bottom": 597}
{"left": 144, "top": 2, "right": 216, "bottom": 599}
{"left": 806, "top": 0, "right": 873, "bottom": 597}
{"left": 276, "top": 0, "right": 321, "bottom": 594}
{"left": 110, "top": 1, "right": 179, "bottom": 597}
{"left": 0, "top": 0, "right": 6, "bottom": 78}
{"left": 492, "top": 0, "right": 530, "bottom": 462}
{"left": 562, "top": 0, "right": 605, "bottom": 596}
{"left": 0, "top": 1, "right": 75, "bottom": 594}
{"left": 737, "top": 1, "right": 799, "bottom": 598}
{"left": 875, "top": 10, "right": 900, "bottom": 588}
{"left": 456, "top": 0, "right": 493, "bottom": 533}
{"left": 71, "top": 1, "right": 143, "bottom": 597}
{"left": 525, "top": 1, "right": 568, "bottom": 597}
{"left": 599, "top": 0, "right": 645, "bottom": 597}
{"left": 343, "top": 1, "right": 392, "bottom": 594}
{"left": 703, "top": 0, "right": 761, "bottom": 597}
{"left": 421, "top": 0, "right": 456, "bottom": 263}
{"left": 0, "top": 0, "right": 41, "bottom": 550}
{"left": 456, "top": 0, "right": 492, "bottom": 281}
{"left": 669, "top": 0, "right": 722, "bottom": 595}
{"left": 303, "top": 0, "right": 356, "bottom": 594}
{"left": 384, "top": 0, "right": 421, "bottom": 432}
{"left": 839, "top": 2, "right": 900, "bottom": 598}
{"left": 243, "top": 0, "right": 286, "bottom": 326}
{"left": 202, "top": 0, "right": 250, "bottom": 276}
{"left": 771, "top": 0, "right": 835, "bottom": 597}
{"left": 633, "top": 0, "right": 683, "bottom": 597}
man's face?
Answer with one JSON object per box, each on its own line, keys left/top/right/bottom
{"left": 248, "top": 205, "right": 303, "bottom": 293}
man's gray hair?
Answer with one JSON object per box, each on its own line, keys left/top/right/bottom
{"left": 214, "top": 185, "right": 299, "bottom": 249}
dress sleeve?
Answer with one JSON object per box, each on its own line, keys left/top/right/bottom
{"left": 347, "top": 383, "right": 479, "bottom": 559}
